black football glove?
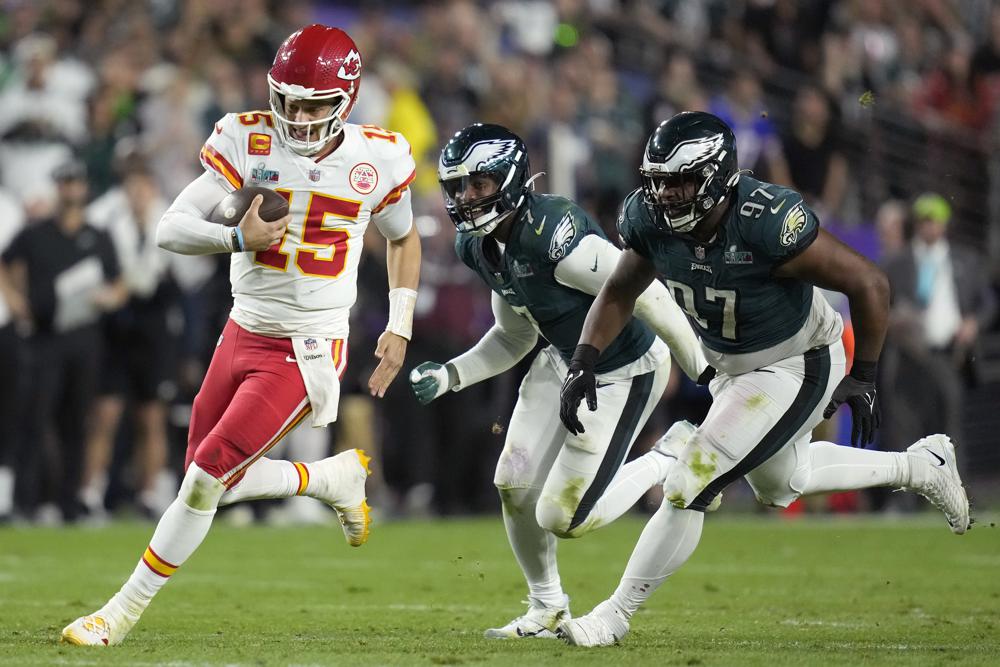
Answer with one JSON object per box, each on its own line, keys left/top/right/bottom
{"left": 559, "top": 344, "right": 600, "bottom": 435}
{"left": 696, "top": 365, "right": 717, "bottom": 386}
{"left": 823, "top": 360, "right": 881, "bottom": 447}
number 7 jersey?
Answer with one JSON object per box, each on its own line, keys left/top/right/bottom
{"left": 200, "top": 111, "right": 415, "bottom": 339}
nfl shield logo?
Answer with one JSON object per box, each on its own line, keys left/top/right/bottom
{"left": 308, "top": 169, "right": 321, "bottom": 182}
{"left": 304, "top": 338, "right": 318, "bottom": 351}
{"left": 695, "top": 246, "right": 706, "bottom": 260}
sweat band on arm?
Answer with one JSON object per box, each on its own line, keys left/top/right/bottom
{"left": 386, "top": 287, "right": 418, "bottom": 340}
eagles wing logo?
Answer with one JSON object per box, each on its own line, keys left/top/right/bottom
{"left": 659, "top": 133, "right": 725, "bottom": 171}
{"left": 548, "top": 212, "right": 577, "bottom": 261}
{"left": 780, "top": 204, "right": 808, "bottom": 247}
{"left": 463, "top": 139, "right": 519, "bottom": 172}
{"left": 338, "top": 50, "right": 362, "bottom": 80}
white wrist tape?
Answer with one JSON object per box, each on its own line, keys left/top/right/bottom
{"left": 386, "top": 287, "right": 418, "bottom": 340}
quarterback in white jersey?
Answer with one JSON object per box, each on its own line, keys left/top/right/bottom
{"left": 200, "top": 110, "right": 416, "bottom": 341}
{"left": 62, "top": 25, "right": 421, "bottom": 647}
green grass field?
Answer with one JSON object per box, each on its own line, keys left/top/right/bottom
{"left": 1, "top": 513, "right": 998, "bottom": 666}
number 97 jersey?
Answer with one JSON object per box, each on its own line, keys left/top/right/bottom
{"left": 200, "top": 111, "right": 416, "bottom": 339}
{"left": 618, "top": 175, "right": 843, "bottom": 375}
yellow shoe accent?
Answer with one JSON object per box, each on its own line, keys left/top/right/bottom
{"left": 355, "top": 449, "right": 372, "bottom": 475}
{"left": 340, "top": 499, "right": 371, "bottom": 547}
{"left": 61, "top": 614, "right": 113, "bottom": 646}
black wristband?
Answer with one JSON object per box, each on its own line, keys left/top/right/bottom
{"left": 230, "top": 227, "right": 243, "bottom": 252}
{"left": 849, "top": 359, "right": 877, "bottom": 383}
{"left": 569, "top": 344, "right": 600, "bottom": 372}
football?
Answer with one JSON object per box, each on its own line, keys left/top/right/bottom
{"left": 209, "top": 186, "right": 289, "bottom": 226}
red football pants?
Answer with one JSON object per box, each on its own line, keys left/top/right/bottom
{"left": 185, "top": 319, "right": 347, "bottom": 487}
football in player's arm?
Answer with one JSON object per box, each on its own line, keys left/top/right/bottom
{"left": 555, "top": 112, "right": 971, "bottom": 648}
{"left": 62, "top": 24, "right": 420, "bottom": 647}
{"left": 409, "top": 122, "right": 709, "bottom": 640}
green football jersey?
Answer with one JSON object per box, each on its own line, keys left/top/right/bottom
{"left": 456, "top": 192, "right": 654, "bottom": 373}
{"left": 618, "top": 176, "right": 820, "bottom": 355}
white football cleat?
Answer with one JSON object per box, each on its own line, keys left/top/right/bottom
{"left": 557, "top": 599, "right": 630, "bottom": 647}
{"left": 60, "top": 609, "right": 133, "bottom": 646}
{"left": 901, "top": 435, "right": 970, "bottom": 534}
{"left": 306, "top": 449, "right": 372, "bottom": 546}
{"left": 484, "top": 596, "right": 570, "bottom": 639}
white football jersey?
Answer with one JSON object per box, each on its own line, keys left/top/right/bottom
{"left": 200, "top": 111, "right": 415, "bottom": 339}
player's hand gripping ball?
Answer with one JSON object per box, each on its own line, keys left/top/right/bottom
{"left": 209, "top": 186, "right": 289, "bottom": 226}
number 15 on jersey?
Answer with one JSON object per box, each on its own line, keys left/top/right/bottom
{"left": 255, "top": 190, "right": 359, "bottom": 279}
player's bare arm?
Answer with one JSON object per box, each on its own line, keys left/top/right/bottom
{"left": 577, "top": 247, "right": 657, "bottom": 355}
{"left": 775, "top": 227, "right": 890, "bottom": 444}
{"left": 774, "top": 228, "right": 890, "bottom": 364}
{"left": 559, "top": 248, "right": 656, "bottom": 434}
{"left": 369, "top": 222, "right": 421, "bottom": 398}
{"left": 553, "top": 236, "right": 707, "bottom": 380}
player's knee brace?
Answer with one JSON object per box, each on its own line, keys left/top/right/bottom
{"left": 178, "top": 463, "right": 226, "bottom": 512}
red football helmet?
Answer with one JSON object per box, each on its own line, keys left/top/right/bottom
{"left": 267, "top": 25, "right": 362, "bottom": 156}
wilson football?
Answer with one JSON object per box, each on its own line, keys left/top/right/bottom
{"left": 209, "top": 186, "right": 289, "bottom": 226}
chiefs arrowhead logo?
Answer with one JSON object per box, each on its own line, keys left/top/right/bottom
{"left": 338, "top": 49, "right": 362, "bottom": 80}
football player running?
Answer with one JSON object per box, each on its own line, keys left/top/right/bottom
{"left": 557, "top": 111, "right": 971, "bottom": 646}
{"left": 62, "top": 25, "right": 421, "bottom": 646}
{"left": 409, "top": 123, "right": 710, "bottom": 639}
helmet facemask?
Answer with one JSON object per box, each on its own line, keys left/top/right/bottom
{"left": 439, "top": 169, "right": 520, "bottom": 236}
{"left": 267, "top": 77, "right": 352, "bottom": 156}
{"left": 640, "top": 161, "right": 740, "bottom": 234}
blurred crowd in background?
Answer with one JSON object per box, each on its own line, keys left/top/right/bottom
{"left": 0, "top": 0, "right": 998, "bottom": 526}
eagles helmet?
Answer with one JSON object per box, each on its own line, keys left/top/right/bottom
{"left": 438, "top": 123, "right": 531, "bottom": 236}
{"left": 640, "top": 111, "right": 742, "bottom": 234}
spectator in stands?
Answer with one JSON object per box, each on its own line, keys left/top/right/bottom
{"left": 874, "top": 199, "right": 908, "bottom": 262}
{"left": 709, "top": 67, "right": 783, "bottom": 181}
{"left": 0, "top": 188, "right": 27, "bottom": 521}
{"left": 0, "top": 160, "right": 126, "bottom": 522}
{"left": 81, "top": 160, "right": 183, "bottom": 520}
{"left": 643, "top": 52, "right": 707, "bottom": 133}
{"left": 0, "top": 33, "right": 91, "bottom": 220}
{"left": 970, "top": 4, "right": 1000, "bottom": 112}
{"left": 881, "top": 193, "right": 997, "bottom": 458}
{"left": 915, "top": 37, "right": 993, "bottom": 132}
{"left": 770, "top": 83, "right": 848, "bottom": 221}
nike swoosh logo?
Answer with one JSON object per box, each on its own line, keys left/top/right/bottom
{"left": 928, "top": 450, "right": 946, "bottom": 467}
{"left": 285, "top": 355, "right": 297, "bottom": 363}
{"left": 770, "top": 200, "right": 786, "bottom": 214}
{"left": 863, "top": 392, "right": 876, "bottom": 411}
{"left": 595, "top": 381, "right": 612, "bottom": 389}
{"left": 590, "top": 256, "right": 598, "bottom": 272}
{"left": 516, "top": 627, "right": 542, "bottom": 637}
{"left": 533, "top": 215, "right": 546, "bottom": 235}
{"left": 215, "top": 123, "right": 224, "bottom": 134}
